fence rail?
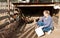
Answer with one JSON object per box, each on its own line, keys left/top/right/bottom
{"left": 0, "top": 2, "right": 13, "bottom": 9}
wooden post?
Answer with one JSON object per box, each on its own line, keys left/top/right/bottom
{"left": 7, "top": 0, "right": 10, "bottom": 22}
{"left": 52, "top": 0, "right": 53, "bottom": 3}
{"left": 54, "top": 3, "right": 60, "bottom": 25}
{"left": 58, "top": 10, "right": 60, "bottom": 25}
{"left": 7, "top": 0, "right": 10, "bottom": 14}
{"left": 34, "top": 0, "right": 38, "bottom": 3}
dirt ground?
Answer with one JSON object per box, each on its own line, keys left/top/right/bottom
{"left": 11, "top": 22, "right": 60, "bottom": 38}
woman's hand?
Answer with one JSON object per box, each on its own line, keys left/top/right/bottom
{"left": 40, "top": 26, "right": 44, "bottom": 28}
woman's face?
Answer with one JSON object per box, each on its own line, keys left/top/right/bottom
{"left": 43, "top": 12, "right": 48, "bottom": 17}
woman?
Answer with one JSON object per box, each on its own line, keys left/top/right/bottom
{"left": 37, "top": 10, "right": 53, "bottom": 34}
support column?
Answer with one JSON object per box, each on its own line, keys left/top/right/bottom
{"left": 7, "top": 0, "right": 10, "bottom": 15}
{"left": 58, "top": 9, "right": 60, "bottom": 26}
{"left": 53, "top": 3, "right": 60, "bottom": 26}
{"left": 7, "top": 0, "right": 10, "bottom": 23}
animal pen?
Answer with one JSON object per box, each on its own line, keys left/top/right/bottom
{"left": 12, "top": 2, "right": 60, "bottom": 25}
{"left": 0, "top": 0, "right": 60, "bottom": 38}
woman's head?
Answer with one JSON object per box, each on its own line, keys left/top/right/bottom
{"left": 43, "top": 10, "right": 50, "bottom": 17}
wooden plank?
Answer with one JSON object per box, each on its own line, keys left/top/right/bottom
{"left": 12, "top": 3, "right": 55, "bottom": 7}
{"left": 16, "top": 4, "right": 55, "bottom": 7}
{"left": 12, "top": 3, "right": 55, "bottom": 5}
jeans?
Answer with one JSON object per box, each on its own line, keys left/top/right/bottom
{"left": 37, "top": 21, "right": 52, "bottom": 32}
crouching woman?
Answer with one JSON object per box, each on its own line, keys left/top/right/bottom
{"left": 37, "top": 10, "right": 54, "bottom": 35}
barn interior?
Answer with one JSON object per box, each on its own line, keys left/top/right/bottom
{"left": 13, "top": 6, "right": 59, "bottom": 38}
{"left": 18, "top": 6, "right": 59, "bottom": 24}
{"left": 0, "top": 0, "right": 60, "bottom": 38}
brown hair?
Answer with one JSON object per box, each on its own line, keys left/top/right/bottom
{"left": 43, "top": 10, "right": 50, "bottom": 14}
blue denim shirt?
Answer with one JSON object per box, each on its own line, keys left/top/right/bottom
{"left": 39, "top": 16, "right": 53, "bottom": 28}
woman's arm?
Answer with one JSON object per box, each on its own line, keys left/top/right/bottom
{"left": 43, "top": 18, "right": 52, "bottom": 28}
{"left": 38, "top": 17, "right": 44, "bottom": 22}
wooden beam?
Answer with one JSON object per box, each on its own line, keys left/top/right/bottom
{"left": 12, "top": 3, "right": 54, "bottom": 5}
{"left": 16, "top": 4, "right": 55, "bottom": 7}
